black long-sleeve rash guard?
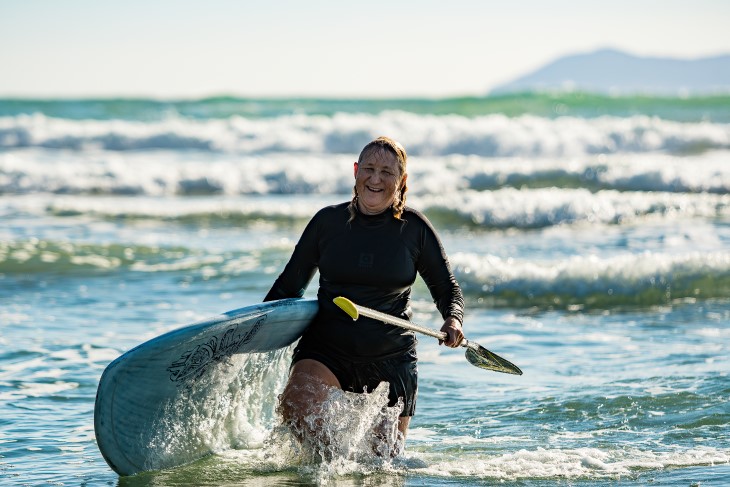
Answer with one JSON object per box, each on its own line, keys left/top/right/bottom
{"left": 264, "top": 202, "right": 464, "bottom": 361}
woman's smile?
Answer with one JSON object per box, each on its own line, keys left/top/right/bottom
{"left": 354, "top": 151, "right": 406, "bottom": 215}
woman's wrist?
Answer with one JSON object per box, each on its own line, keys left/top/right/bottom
{"left": 445, "top": 315, "right": 462, "bottom": 327}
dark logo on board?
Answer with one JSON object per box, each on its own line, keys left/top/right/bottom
{"left": 166, "top": 314, "right": 267, "bottom": 384}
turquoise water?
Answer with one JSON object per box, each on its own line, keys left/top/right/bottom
{"left": 1, "top": 95, "right": 729, "bottom": 485}
{"left": 2, "top": 92, "right": 730, "bottom": 121}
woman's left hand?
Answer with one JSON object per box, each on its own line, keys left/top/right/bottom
{"left": 439, "top": 317, "right": 464, "bottom": 348}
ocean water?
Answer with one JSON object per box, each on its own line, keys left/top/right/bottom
{"left": 1, "top": 93, "right": 729, "bottom": 486}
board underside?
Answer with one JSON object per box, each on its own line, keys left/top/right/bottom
{"left": 94, "top": 298, "right": 318, "bottom": 475}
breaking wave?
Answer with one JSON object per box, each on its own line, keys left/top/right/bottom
{"left": 5, "top": 238, "right": 730, "bottom": 309}
{"left": 1, "top": 112, "right": 728, "bottom": 156}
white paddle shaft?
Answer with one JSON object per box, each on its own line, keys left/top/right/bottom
{"left": 333, "top": 297, "right": 470, "bottom": 346}
{"left": 333, "top": 296, "right": 522, "bottom": 375}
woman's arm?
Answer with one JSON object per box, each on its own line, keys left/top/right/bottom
{"left": 263, "top": 215, "right": 320, "bottom": 302}
{"left": 416, "top": 215, "right": 465, "bottom": 329}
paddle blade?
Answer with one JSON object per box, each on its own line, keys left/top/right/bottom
{"left": 465, "top": 343, "right": 523, "bottom": 375}
{"left": 333, "top": 296, "right": 359, "bottom": 320}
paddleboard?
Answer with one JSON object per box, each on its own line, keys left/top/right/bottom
{"left": 94, "top": 298, "right": 318, "bottom": 476}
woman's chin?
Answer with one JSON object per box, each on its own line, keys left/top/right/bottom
{"left": 359, "top": 199, "right": 390, "bottom": 215}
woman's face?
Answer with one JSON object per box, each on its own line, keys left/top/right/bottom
{"left": 354, "top": 150, "right": 407, "bottom": 215}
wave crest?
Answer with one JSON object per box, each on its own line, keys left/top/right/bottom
{"left": 453, "top": 251, "right": 730, "bottom": 309}
{"left": 1, "top": 112, "right": 728, "bottom": 156}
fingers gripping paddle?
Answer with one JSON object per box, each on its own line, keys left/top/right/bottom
{"left": 333, "top": 297, "right": 522, "bottom": 375}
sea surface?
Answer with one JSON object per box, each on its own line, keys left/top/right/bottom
{"left": 1, "top": 93, "right": 729, "bottom": 486}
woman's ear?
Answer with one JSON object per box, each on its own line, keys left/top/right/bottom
{"left": 353, "top": 162, "right": 359, "bottom": 178}
{"left": 401, "top": 172, "right": 408, "bottom": 189}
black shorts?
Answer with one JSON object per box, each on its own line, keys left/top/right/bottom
{"left": 291, "top": 346, "right": 418, "bottom": 417}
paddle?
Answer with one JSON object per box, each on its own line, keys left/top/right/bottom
{"left": 333, "top": 297, "right": 523, "bottom": 375}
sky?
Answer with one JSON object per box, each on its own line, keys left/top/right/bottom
{"left": 1, "top": 0, "right": 729, "bottom": 98}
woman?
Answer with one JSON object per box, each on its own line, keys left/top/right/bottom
{"left": 264, "top": 136, "right": 464, "bottom": 454}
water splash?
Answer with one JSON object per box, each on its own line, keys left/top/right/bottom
{"left": 142, "top": 347, "right": 291, "bottom": 471}
{"left": 263, "top": 381, "right": 405, "bottom": 480}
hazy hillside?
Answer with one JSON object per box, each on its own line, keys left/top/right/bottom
{"left": 490, "top": 48, "right": 730, "bottom": 95}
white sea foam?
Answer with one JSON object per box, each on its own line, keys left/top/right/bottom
{"left": 3, "top": 221, "right": 730, "bottom": 307}
{"left": 144, "top": 347, "right": 292, "bottom": 470}
{"left": 1, "top": 112, "right": 728, "bottom": 156}
{"left": 695, "top": 327, "right": 730, "bottom": 338}
{"left": 3, "top": 145, "right": 730, "bottom": 199}
{"left": 3, "top": 380, "right": 79, "bottom": 400}
{"left": 452, "top": 250, "right": 730, "bottom": 302}
{"left": 407, "top": 446, "right": 730, "bottom": 480}
{"left": 447, "top": 150, "right": 730, "bottom": 193}
{"left": 0, "top": 149, "right": 355, "bottom": 196}
{"left": 199, "top": 442, "right": 730, "bottom": 483}
{"left": 2, "top": 188, "right": 728, "bottom": 234}
{"left": 420, "top": 187, "right": 730, "bottom": 228}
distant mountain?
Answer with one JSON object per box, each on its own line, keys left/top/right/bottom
{"left": 490, "top": 48, "right": 730, "bottom": 95}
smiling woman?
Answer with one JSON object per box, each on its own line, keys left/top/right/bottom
{"left": 351, "top": 136, "right": 409, "bottom": 217}
{"left": 264, "top": 135, "right": 465, "bottom": 456}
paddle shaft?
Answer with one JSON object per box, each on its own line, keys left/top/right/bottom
{"left": 343, "top": 301, "right": 469, "bottom": 347}
{"left": 333, "top": 296, "right": 523, "bottom": 375}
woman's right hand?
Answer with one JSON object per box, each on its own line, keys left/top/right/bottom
{"left": 439, "top": 317, "right": 464, "bottom": 348}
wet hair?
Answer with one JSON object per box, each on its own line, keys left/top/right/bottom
{"left": 348, "top": 136, "right": 408, "bottom": 222}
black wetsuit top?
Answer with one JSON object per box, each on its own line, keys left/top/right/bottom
{"left": 264, "top": 202, "right": 464, "bottom": 361}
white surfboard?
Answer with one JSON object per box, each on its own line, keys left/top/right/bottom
{"left": 94, "top": 298, "right": 318, "bottom": 476}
